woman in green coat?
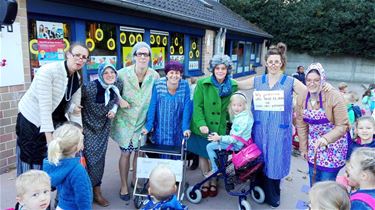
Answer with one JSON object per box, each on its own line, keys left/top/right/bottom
{"left": 187, "top": 54, "right": 238, "bottom": 198}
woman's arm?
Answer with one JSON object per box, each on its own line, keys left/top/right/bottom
{"left": 144, "top": 84, "right": 158, "bottom": 133}
{"left": 323, "top": 92, "right": 349, "bottom": 144}
{"left": 295, "top": 96, "right": 309, "bottom": 155}
{"left": 236, "top": 77, "right": 255, "bottom": 90}
{"left": 293, "top": 78, "right": 307, "bottom": 96}
{"left": 192, "top": 81, "right": 208, "bottom": 133}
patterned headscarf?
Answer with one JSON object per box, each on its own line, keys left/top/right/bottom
{"left": 97, "top": 62, "right": 122, "bottom": 106}
{"left": 306, "top": 62, "right": 326, "bottom": 87}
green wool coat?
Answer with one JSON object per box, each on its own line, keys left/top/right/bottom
{"left": 191, "top": 76, "right": 238, "bottom": 136}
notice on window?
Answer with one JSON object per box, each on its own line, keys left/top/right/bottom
{"left": 253, "top": 90, "right": 285, "bottom": 111}
{"left": 36, "top": 21, "right": 64, "bottom": 65}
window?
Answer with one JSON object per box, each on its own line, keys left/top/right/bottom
{"left": 244, "top": 42, "right": 251, "bottom": 72}
{"left": 231, "top": 41, "right": 238, "bottom": 73}
{"left": 169, "top": 32, "right": 184, "bottom": 64}
{"left": 120, "top": 26, "right": 145, "bottom": 67}
{"left": 28, "top": 19, "right": 71, "bottom": 78}
{"left": 85, "top": 22, "right": 117, "bottom": 75}
{"left": 150, "top": 30, "right": 168, "bottom": 70}
{"left": 188, "top": 36, "right": 201, "bottom": 71}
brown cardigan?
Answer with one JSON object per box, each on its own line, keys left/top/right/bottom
{"left": 295, "top": 89, "right": 349, "bottom": 153}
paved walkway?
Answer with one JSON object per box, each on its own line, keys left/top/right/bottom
{"left": 1, "top": 80, "right": 370, "bottom": 210}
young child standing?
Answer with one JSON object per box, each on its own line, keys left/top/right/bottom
{"left": 309, "top": 181, "right": 350, "bottom": 210}
{"left": 13, "top": 170, "right": 51, "bottom": 210}
{"left": 142, "top": 165, "right": 187, "bottom": 210}
{"left": 347, "top": 147, "right": 375, "bottom": 210}
{"left": 347, "top": 116, "right": 375, "bottom": 159}
{"left": 206, "top": 92, "right": 253, "bottom": 176}
{"left": 43, "top": 123, "right": 93, "bottom": 210}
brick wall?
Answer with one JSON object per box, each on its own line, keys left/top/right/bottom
{"left": 201, "top": 29, "right": 215, "bottom": 76}
{"left": 0, "top": 0, "right": 30, "bottom": 174}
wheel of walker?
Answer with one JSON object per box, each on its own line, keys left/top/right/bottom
{"left": 134, "top": 196, "right": 143, "bottom": 209}
{"left": 238, "top": 199, "right": 252, "bottom": 210}
{"left": 251, "top": 186, "right": 265, "bottom": 204}
{"left": 186, "top": 186, "right": 202, "bottom": 204}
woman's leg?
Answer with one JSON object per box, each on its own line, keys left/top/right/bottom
{"left": 131, "top": 151, "right": 139, "bottom": 185}
{"left": 263, "top": 176, "right": 281, "bottom": 207}
{"left": 119, "top": 151, "right": 131, "bottom": 195}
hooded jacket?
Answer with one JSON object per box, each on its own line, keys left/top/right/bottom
{"left": 43, "top": 157, "right": 92, "bottom": 210}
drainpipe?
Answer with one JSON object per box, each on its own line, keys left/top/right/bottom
{"left": 220, "top": 28, "right": 227, "bottom": 55}
{"left": 214, "top": 28, "right": 223, "bottom": 55}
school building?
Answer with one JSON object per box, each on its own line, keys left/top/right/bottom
{"left": 0, "top": 0, "right": 271, "bottom": 173}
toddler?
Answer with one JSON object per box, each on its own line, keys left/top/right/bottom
{"left": 309, "top": 181, "right": 350, "bottom": 210}
{"left": 43, "top": 123, "right": 93, "bottom": 210}
{"left": 206, "top": 92, "right": 253, "bottom": 176}
{"left": 14, "top": 170, "right": 51, "bottom": 210}
{"left": 362, "top": 84, "right": 375, "bottom": 113}
{"left": 338, "top": 82, "right": 349, "bottom": 94}
{"left": 142, "top": 165, "right": 187, "bottom": 210}
{"left": 347, "top": 147, "right": 375, "bottom": 210}
{"left": 347, "top": 116, "right": 375, "bottom": 159}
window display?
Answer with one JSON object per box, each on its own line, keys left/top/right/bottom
{"left": 169, "top": 32, "right": 184, "bottom": 64}
{"left": 188, "top": 36, "right": 201, "bottom": 70}
{"left": 150, "top": 30, "right": 168, "bottom": 70}
{"left": 120, "top": 26, "right": 144, "bottom": 67}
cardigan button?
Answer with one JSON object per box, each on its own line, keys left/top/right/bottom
{"left": 213, "top": 102, "right": 216, "bottom": 105}
{"left": 215, "top": 122, "right": 219, "bottom": 125}
{"left": 216, "top": 112, "right": 220, "bottom": 115}
{"left": 212, "top": 112, "right": 215, "bottom": 115}
{"left": 210, "top": 122, "right": 214, "bottom": 125}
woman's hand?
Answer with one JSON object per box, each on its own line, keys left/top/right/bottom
{"left": 207, "top": 132, "right": 221, "bottom": 142}
{"left": 199, "top": 126, "right": 209, "bottom": 134}
{"left": 300, "top": 150, "right": 308, "bottom": 161}
{"left": 73, "top": 104, "right": 83, "bottom": 115}
{"left": 183, "top": 130, "right": 191, "bottom": 138}
{"left": 141, "top": 128, "right": 149, "bottom": 135}
{"left": 118, "top": 98, "right": 130, "bottom": 109}
{"left": 106, "top": 111, "right": 115, "bottom": 119}
{"left": 314, "top": 137, "right": 328, "bottom": 150}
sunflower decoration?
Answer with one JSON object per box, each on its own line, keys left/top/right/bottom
{"left": 136, "top": 34, "right": 142, "bottom": 43}
{"left": 179, "top": 46, "right": 183, "bottom": 54}
{"left": 86, "top": 38, "right": 95, "bottom": 52}
{"left": 63, "top": 38, "right": 70, "bottom": 52}
{"left": 29, "top": 39, "right": 38, "bottom": 55}
{"left": 120, "top": 32, "right": 126, "bottom": 45}
{"left": 95, "top": 27, "right": 104, "bottom": 41}
{"left": 156, "top": 35, "right": 160, "bottom": 45}
{"left": 150, "top": 34, "right": 155, "bottom": 44}
{"left": 174, "top": 37, "right": 179, "bottom": 46}
{"left": 129, "top": 34, "right": 136, "bottom": 46}
{"left": 170, "top": 46, "right": 175, "bottom": 55}
{"left": 162, "top": 36, "right": 167, "bottom": 46}
{"left": 189, "top": 51, "right": 193, "bottom": 59}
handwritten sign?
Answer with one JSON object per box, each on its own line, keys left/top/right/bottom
{"left": 253, "top": 90, "right": 285, "bottom": 111}
{"left": 136, "top": 157, "right": 183, "bottom": 181}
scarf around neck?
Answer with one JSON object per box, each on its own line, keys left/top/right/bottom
{"left": 211, "top": 75, "right": 232, "bottom": 97}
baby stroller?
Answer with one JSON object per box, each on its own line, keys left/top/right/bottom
{"left": 185, "top": 139, "right": 265, "bottom": 210}
{"left": 133, "top": 134, "right": 188, "bottom": 209}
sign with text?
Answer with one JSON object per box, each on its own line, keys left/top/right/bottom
{"left": 253, "top": 90, "right": 285, "bottom": 111}
{"left": 136, "top": 157, "right": 183, "bottom": 181}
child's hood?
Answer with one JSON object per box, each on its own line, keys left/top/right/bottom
{"left": 43, "top": 157, "right": 81, "bottom": 186}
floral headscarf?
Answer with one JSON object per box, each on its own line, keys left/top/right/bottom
{"left": 306, "top": 62, "right": 326, "bottom": 87}
{"left": 97, "top": 62, "right": 121, "bottom": 106}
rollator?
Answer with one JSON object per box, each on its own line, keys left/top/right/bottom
{"left": 186, "top": 139, "right": 265, "bottom": 210}
{"left": 133, "top": 134, "right": 188, "bottom": 209}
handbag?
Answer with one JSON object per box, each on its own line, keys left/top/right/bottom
{"left": 228, "top": 135, "right": 262, "bottom": 169}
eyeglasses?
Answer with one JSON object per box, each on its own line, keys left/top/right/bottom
{"left": 72, "top": 53, "right": 88, "bottom": 62}
{"left": 306, "top": 79, "right": 321, "bottom": 84}
{"left": 135, "top": 52, "right": 150, "bottom": 57}
{"left": 267, "top": 60, "right": 281, "bottom": 66}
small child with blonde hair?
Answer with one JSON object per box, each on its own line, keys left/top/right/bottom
{"left": 13, "top": 170, "right": 51, "bottom": 210}
{"left": 309, "top": 181, "right": 350, "bottom": 210}
{"left": 206, "top": 92, "right": 253, "bottom": 176}
{"left": 142, "top": 165, "right": 187, "bottom": 209}
{"left": 43, "top": 123, "right": 92, "bottom": 210}
{"left": 347, "top": 147, "right": 375, "bottom": 209}
{"left": 338, "top": 82, "right": 349, "bottom": 94}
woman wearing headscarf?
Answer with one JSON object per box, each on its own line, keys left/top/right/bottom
{"left": 111, "top": 42, "right": 160, "bottom": 201}
{"left": 81, "top": 62, "right": 125, "bottom": 207}
{"left": 142, "top": 61, "right": 191, "bottom": 152}
{"left": 188, "top": 54, "right": 238, "bottom": 198}
{"left": 296, "top": 63, "right": 349, "bottom": 186}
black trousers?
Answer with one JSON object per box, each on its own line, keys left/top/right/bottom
{"left": 259, "top": 174, "right": 281, "bottom": 207}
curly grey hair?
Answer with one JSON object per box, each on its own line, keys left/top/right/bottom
{"left": 131, "top": 41, "right": 152, "bottom": 63}
{"left": 209, "top": 54, "right": 233, "bottom": 73}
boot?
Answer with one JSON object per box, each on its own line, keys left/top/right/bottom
{"left": 93, "top": 186, "right": 109, "bottom": 207}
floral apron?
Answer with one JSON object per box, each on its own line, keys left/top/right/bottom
{"left": 303, "top": 92, "right": 348, "bottom": 172}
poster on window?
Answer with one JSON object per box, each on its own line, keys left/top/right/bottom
{"left": 36, "top": 21, "right": 64, "bottom": 65}
{"left": 170, "top": 55, "right": 184, "bottom": 64}
{"left": 122, "top": 47, "right": 133, "bottom": 67}
{"left": 151, "top": 47, "right": 165, "bottom": 70}
{"left": 86, "top": 56, "right": 117, "bottom": 70}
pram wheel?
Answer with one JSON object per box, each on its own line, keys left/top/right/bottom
{"left": 238, "top": 200, "right": 252, "bottom": 210}
{"left": 134, "top": 196, "right": 144, "bottom": 209}
{"left": 251, "top": 186, "right": 265, "bottom": 204}
{"left": 186, "top": 186, "right": 202, "bottom": 204}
